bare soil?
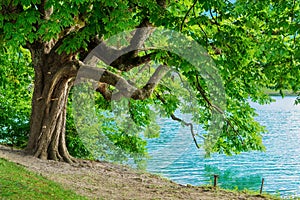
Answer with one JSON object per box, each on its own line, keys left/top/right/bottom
{"left": 0, "top": 145, "right": 277, "bottom": 200}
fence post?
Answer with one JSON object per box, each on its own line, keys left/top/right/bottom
{"left": 213, "top": 174, "right": 219, "bottom": 187}
{"left": 260, "top": 178, "right": 264, "bottom": 194}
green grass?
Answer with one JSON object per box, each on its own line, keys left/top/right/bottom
{"left": 0, "top": 158, "right": 87, "bottom": 200}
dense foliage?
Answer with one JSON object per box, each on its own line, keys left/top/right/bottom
{"left": 0, "top": 46, "right": 33, "bottom": 147}
{"left": 0, "top": 0, "right": 299, "bottom": 163}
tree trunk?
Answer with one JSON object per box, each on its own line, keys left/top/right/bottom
{"left": 25, "top": 48, "right": 77, "bottom": 163}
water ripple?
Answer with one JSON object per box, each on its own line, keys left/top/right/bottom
{"left": 146, "top": 96, "right": 300, "bottom": 197}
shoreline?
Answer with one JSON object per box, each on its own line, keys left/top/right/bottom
{"left": 0, "top": 145, "right": 283, "bottom": 200}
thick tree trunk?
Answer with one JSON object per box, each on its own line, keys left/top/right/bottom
{"left": 25, "top": 47, "right": 77, "bottom": 163}
{"left": 26, "top": 72, "right": 74, "bottom": 162}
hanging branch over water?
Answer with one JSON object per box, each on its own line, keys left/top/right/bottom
{"left": 195, "top": 75, "right": 244, "bottom": 144}
{"left": 155, "top": 92, "right": 202, "bottom": 149}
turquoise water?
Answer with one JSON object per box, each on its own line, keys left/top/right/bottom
{"left": 146, "top": 96, "right": 300, "bottom": 197}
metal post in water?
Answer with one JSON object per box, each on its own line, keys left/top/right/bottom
{"left": 213, "top": 174, "right": 219, "bottom": 187}
{"left": 260, "top": 178, "right": 264, "bottom": 194}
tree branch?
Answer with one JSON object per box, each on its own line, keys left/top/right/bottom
{"left": 189, "top": 5, "right": 211, "bottom": 47}
{"left": 155, "top": 92, "right": 202, "bottom": 148}
{"left": 36, "top": 0, "right": 53, "bottom": 20}
{"left": 79, "top": 15, "right": 155, "bottom": 71}
{"left": 110, "top": 52, "right": 155, "bottom": 72}
{"left": 84, "top": 27, "right": 155, "bottom": 71}
{"left": 76, "top": 63, "right": 169, "bottom": 100}
{"left": 209, "top": 8, "right": 220, "bottom": 26}
{"left": 180, "top": 0, "right": 198, "bottom": 31}
{"left": 195, "top": 75, "right": 244, "bottom": 142}
{"left": 95, "top": 83, "right": 112, "bottom": 100}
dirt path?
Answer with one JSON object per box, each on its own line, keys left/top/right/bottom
{"left": 0, "top": 145, "right": 275, "bottom": 200}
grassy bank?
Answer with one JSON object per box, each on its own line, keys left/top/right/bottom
{"left": 0, "top": 158, "right": 87, "bottom": 200}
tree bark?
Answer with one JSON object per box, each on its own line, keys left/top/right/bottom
{"left": 26, "top": 77, "right": 73, "bottom": 162}
{"left": 25, "top": 46, "right": 77, "bottom": 163}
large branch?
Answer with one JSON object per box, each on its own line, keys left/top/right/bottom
{"left": 84, "top": 27, "right": 155, "bottom": 71}
{"left": 76, "top": 63, "right": 169, "bottom": 100}
{"left": 108, "top": 52, "right": 154, "bottom": 72}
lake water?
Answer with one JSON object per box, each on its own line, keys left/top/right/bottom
{"left": 146, "top": 96, "right": 300, "bottom": 197}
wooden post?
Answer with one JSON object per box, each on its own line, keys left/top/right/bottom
{"left": 213, "top": 174, "right": 219, "bottom": 187}
{"left": 260, "top": 178, "right": 264, "bottom": 194}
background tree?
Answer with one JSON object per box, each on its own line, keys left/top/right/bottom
{"left": 0, "top": 0, "right": 299, "bottom": 163}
